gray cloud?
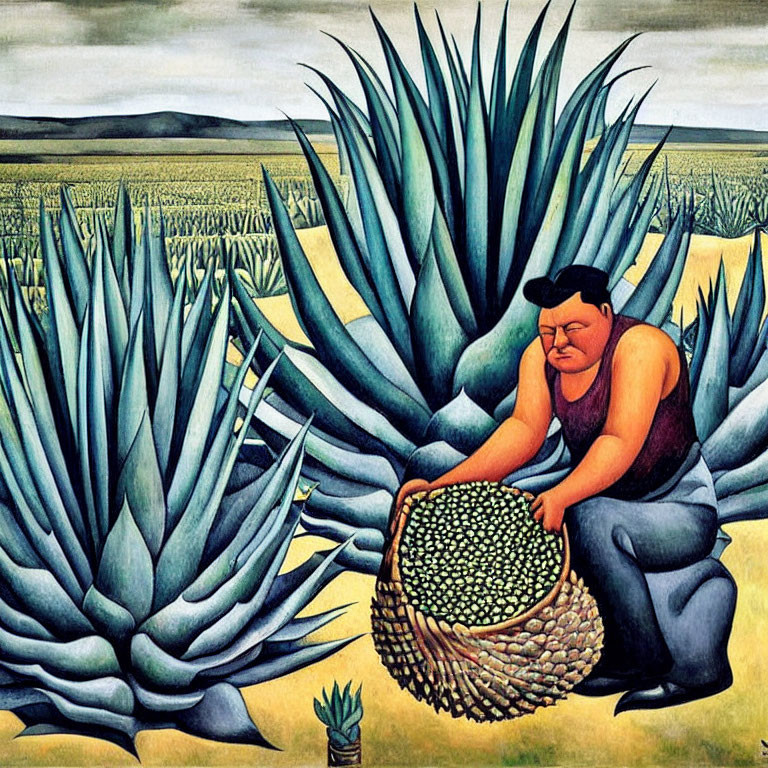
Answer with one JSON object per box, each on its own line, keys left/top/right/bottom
{"left": 0, "top": 0, "right": 763, "bottom": 132}
{"left": 581, "top": 0, "right": 768, "bottom": 32}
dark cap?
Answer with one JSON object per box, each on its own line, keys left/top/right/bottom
{"left": 523, "top": 265, "right": 611, "bottom": 309}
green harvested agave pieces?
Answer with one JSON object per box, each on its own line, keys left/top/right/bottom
{"left": 399, "top": 482, "right": 564, "bottom": 626}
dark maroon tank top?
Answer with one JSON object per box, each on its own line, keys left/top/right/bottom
{"left": 544, "top": 315, "right": 698, "bottom": 500}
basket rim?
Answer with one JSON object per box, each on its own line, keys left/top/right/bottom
{"left": 388, "top": 483, "right": 571, "bottom": 637}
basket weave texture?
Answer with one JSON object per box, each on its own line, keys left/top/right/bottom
{"left": 371, "top": 486, "right": 605, "bottom": 722}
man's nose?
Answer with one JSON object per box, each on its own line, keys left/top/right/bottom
{"left": 553, "top": 327, "right": 568, "bottom": 348}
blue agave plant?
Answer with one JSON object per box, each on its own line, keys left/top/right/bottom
{"left": 229, "top": 3, "right": 702, "bottom": 573}
{"left": 0, "top": 186, "right": 358, "bottom": 755}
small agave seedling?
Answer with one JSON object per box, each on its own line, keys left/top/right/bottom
{"left": 0, "top": 185, "right": 357, "bottom": 756}
{"left": 314, "top": 681, "right": 363, "bottom": 767}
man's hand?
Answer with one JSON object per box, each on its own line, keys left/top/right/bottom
{"left": 531, "top": 489, "right": 566, "bottom": 533}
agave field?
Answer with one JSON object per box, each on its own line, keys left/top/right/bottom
{"left": 617, "top": 148, "right": 768, "bottom": 236}
{"left": 0, "top": 0, "right": 767, "bottom": 761}
{"left": 0, "top": 153, "right": 345, "bottom": 306}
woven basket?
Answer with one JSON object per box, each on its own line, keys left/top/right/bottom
{"left": 371, "top": 486, "right": 604, "bottom": 722}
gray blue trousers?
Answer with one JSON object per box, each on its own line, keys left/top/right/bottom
{"left": 565, "top": 444, "right": 737, "bottom": 687}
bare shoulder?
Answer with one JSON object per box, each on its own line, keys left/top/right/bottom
{"left": 614, "top": 323, "right": 677, "bottom": 360}
{"left": 521, "top": 336, "right": 546, "bottom": 365}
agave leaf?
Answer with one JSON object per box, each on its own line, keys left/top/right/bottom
{"left": 166, "top": 284, "right": 229, "bottom": 530}
{"left": 0, "top": 455, "right": 83, "bottom": 604}
{"left": 95, "top": 498, "right": 154, "bottom": 624}
{"left": 263, "top": 169, "right": 430, "bottom": 437}
{"left": 1, "top": 661, "right": 134, "bottom": 716}
{"left": 39, "top": 203, "right": 80, "bottom": 438}
{"left": 242, "top": 539, "right": 350, "bottom": 650}
{"left": 346, "top": 315, "right": 428, "bottom": 406}
{"left": 703, "top": 374, "right": 768, "bottom": 473}
{"left": 303, "top": 486, "right": 391, "bottom": 534}
{"left": 153, "top": 272, "right": 185, "bottom": 478}
{"left": 714, "top": 448, "right": 768, "bottom": 498}
{"left": 7, "top": 274, "right": 84, "bottom": 544}
{"left": 328, "top": 38, "right": 402, "bottom": 213}
{"left": 621, "top": 198, "right": 691, "bottom": 326}
{"left": 454, "top": 76, "right": 592, "bottom": 408}
{"left": 172, "top": 683, "right": 277, "bottom": 749}
{"left": 0, "top": 310, "right": 91, "bottom": 588}
{"left": 248, "top": 398, "right": 399, "bottom": 495}
{"left": 15, "top": 713, "right": 138, "bottom": 758}
{"left": 268, "top": 605, "right": 351, "bottom": 643}
{"left": 405, "top": 440, "right": 468, "bottom": 482}
{"left": 82, "top": 585, "right": 136, "bottom": 642}
{"left": 567, "top": 94, "right": 649, "bottom": 270}
{"left": 127, "top": 675, "right": 203, "bottom": 713}
{"left": 97, "top": 215, "right": 129, "bottom": 378}
{"left": 339, "top": 705, "right": 363, "bottom": 735}
{"left": 603, "top": 136, "right": 670, "bottom": 284}
{"left": 370, "top": 8, "right": 455, "bottom": 235}
{"left": 87, "top": 235, "right": 114, "bottom": 544}
{"left": 395, "top": 39, "right": 437, "bottom": 271}
{"left": 299, "top": 512, "right": 386, "bottom": 553}
{"left": 318, "top": 74, "right": 416, "bottom": 334}
{"left": 176, "top": 500, "right": 305, "bottom": 660}
{"left": 58, "top": 187, "right": 90, "bottom": 324}
{"left": 423, "top": 388, "right": 497, "bottom": 456}
{"left": 435, "top": 12, "right": 467, "bottom": 132}
{"left": 494, "top": 0, "right": 547, "bottom": 198}
{"left": 693, "top": 263, "right": 730, "bottom": 441}
{"left": 248, "top": 345, "right": 417, "bottom": 461}
{"left": 229, "top": 635, "right": 361, "bottom": 688}
{"left": 0, "top": 498, "right": 43, "bottom": 570}
{"left": 287, "top": 118, "right": 388, "bottom": 329}
{"left": 314, "top": 697, "right": 330, "bottom": 726}
{"left": 232, "top": 301, "right": 412, "bottom": 460}
{"left": 411, "top": 245, "right": 470, "bottom": 406}
{"left": 332, "top": 680, "right": 342, "bottom": 722}
{"left": 0, "top": 594, "right": 54, "bottom": 642}
{"left": 462, "top": 8, "right": 489, "bottom": 320}
{"left": 0, "top": 627, "right": 119, "bottom": 679}
{"left": 34, "top": 689, "right": 138, "bottom": 736}
{"left": 112, "top": 181, "right": 133, "bottom": 296}
{"left": 156, "top": 339, "right": 262, "bottom": 609}
{"left": 717, "top": 482, "right": 768, "bottom": 524}
{"left": 414, "top": 7, "right": 463, "bottom": 230}
{"left": 496, "top": 61, "right": 543, "bottom": 302}
{"left": 148, "top": 211, "right": 174, "bottom": 367}
{"left": 180, "top": 380, "right": 302, "bottom": 606}
{"left": 521, "top": 4, "right": 573, "bottom": 236}
{"left": 730, "top": 230, "right": 765, "bottom": 385}
{"left": 180, "top": 260, "right": 214, "bottom": 372}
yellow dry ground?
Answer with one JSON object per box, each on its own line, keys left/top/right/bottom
{"left": 1, "top": 227, "right": 767, "bottom": 767}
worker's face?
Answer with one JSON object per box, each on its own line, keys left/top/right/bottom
{"left": 538, "top": 293, "right": 613, "bottom": 373}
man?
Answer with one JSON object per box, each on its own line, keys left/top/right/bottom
{"left": 395, "top": 265, "right": 736, "bottom": 712}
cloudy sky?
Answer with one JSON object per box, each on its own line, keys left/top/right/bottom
{"left": 0, "top": 0, "right": 766, "bottom": 130}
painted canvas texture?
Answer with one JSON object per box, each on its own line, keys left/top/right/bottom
{"left": 0, "top": 0, "right": 766, "bottom": 765}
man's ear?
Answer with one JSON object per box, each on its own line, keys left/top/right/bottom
{"left": 601, "top": 303, "right": 612, "bottom": 317}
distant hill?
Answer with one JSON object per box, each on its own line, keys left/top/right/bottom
{"left": 0, "top": 111, "right": 766, "bottom": 146}
{"left": 0, "top": 111, "right": 334, "bottom": 141}
{"left": 628, "top": 124, "right": 768, "bottom": 145}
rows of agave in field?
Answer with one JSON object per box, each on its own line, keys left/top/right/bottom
{"left": 227, "top": 3, "right": 768, "bottom": 574}
{"left": 0, "top": 162, "right": 347, "bottom": 303}
{"left": 0, "top": 176, "right": 358, "bottom": 754}
{"left": 618, "top": 151, "right": 768, "bottom": 237}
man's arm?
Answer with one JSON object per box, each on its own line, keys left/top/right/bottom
{"left": 395, "top": 339, "right": 553, "bottom": 510}
{"left": 532, "top": 325, "right": 678, "bottom": 531}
